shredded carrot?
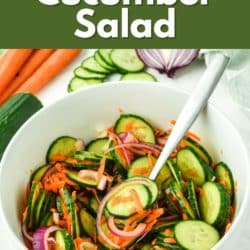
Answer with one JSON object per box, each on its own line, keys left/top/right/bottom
{"left": 124, "top": 120, "right": 135, "bottom": 132}
{"left": 111, "top": 194, "right": 134, "bottom": 207}
{"left": 26, "top": 183, "right": 31, "bottom": 200}
{"left": 50, "top": 154, "right": 66, "bottom": 163}
{"left": 198, "top": 188, "right": 206, "bottom": 197}
{"left": 44, "top": 172, "right": 78, "bottom": 193}
{"left": 145, "top": 219, "right": 157, "bottom": 233}
{"left": 179, "top": 140, "right": 188, "bottom": 148}
{"left": 186, "top": 131, "right": 200, "bottom": 142}
{"left": 163, "top": 228, "right": 173, "bottom": 236}
{"left": 74, "top": 237, "right": 92, "bottom": 250}
{"left": 148, "top": 153, "right": 155, "bottom": 169}
{"left": 170, "top": 119, "right": 176, "bottom": 125}
{"left": 125, "top": 210, "right": 150, "bottom": 226}
{"left": 97, "top": 157, "right": 106, "bottom": 184}
{"left": 182, "top": 213, "right": 189, "bottom": 220}
{"left": 67, "top": 213, "right": 73, "bottom": 235}
{"left": 225, "top": 222, "right": 232, "bottom": 233}
{"left": 72, "top": 191, "right": 77, "bottom": 201}
{"left": 145, "top": 208, "right": 164, "bottom": 223}
{"left": 164, "top": 238, "right": 177, "bottom": 244}
{"left": 234, "top": 181, "right": 238, "bottom": 193}
{"left": 132, "top": 166, "right": 150, "bottom": 176}
{"left": 22, "top": 207, "right": 28, "bottom": 222}
{"left": 130, "top": 189, "right": 144, "bottom": 212}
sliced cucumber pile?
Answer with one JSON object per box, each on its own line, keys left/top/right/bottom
{"left": 22, "top": 113, "right": 235, "bottom": 250}
{"left": 68, "top": 49, "right": 157, "bottom": 92}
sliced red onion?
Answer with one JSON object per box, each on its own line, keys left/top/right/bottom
{"left": 109, "top": 133, "right": 131, "bottom": 166}
{"left": 22, "top": 223, "right": 33, "bottom": 242}
{"left": 108, "top": 216, "right": 146, "bottom": 239}
{"left": 119, "top": 132, "right": 139, "bottom": 144}
{"left": 33, "top": 226, "right": 61, "bottom": 250}
{"left": 96, "top": 177, "right": 157, "bottom": 249}
{"left": 108, "top": 143, "right": 162, "bottom": 154}
{"left": 157, "top": 137, "right": 168, "bottom": 146}
{"left": 78, "top": 169, "right": 107, "bottom": 190}
{"left": 136, "top": 49, "right": 199, "bottom": 78}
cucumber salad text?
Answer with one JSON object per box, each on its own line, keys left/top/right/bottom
{"left": 38, "top": 0, "right": 208, "bottom": 39}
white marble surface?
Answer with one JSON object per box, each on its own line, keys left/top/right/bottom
{"left": 1, "top": 49, "right": 250, "bottom": 247}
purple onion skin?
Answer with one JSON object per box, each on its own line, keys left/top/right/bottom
{"left": 136, "top": 49, "right": 200, "bottom": 78}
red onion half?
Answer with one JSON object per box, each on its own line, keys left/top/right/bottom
{"left": 33, "top": 226, "right": 61, "bottom": 250}
{"left": 136, "top": 49, "right": 199, "bottom": 78}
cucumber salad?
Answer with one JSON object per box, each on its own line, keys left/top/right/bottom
{"left": 22, "top": 114, "right": 235, "bottom": 250}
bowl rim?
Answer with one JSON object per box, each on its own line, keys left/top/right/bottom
{"left": 0, "top": 81, "right": 249, "bottom": 250}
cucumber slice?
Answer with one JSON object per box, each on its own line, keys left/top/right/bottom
{"left": 115, "top": 114, "right": 156, "bottom": 144}
{"left": 26, "top": 182, "right": 42, "bottom": 229}
{"left": 60, "top": 188, "right": 80, "bottom": 238}
{"left": 46, "top": 136, "right": 78, "bottom": 163}
{"left": 152, "top": 220, "right": 179, "bottom": 233}
{"left": 81, "top": 56, "right": 110, "bottom": 74}
{"left": 199, "top": 182, "right": 230, "bottom": 228}
{"left": 174, "top": 220, "right": 220, "bottom": 250}
{"left": 79, "top": 209, "right": 96, "bottom": 239}
{"left": 33, "top": 189, "right": 46, "bottom": 228}
{"left": 86, "top": 137, "right": 111, "bottom": 156}
{"left": 169, "top": 181, "right": 196, "bottom": 219}
{"left": 40, "top": 212, "right": 53, "bottom": 226}
{"left": 167, "top": 159, "right": 185, "bottom": 193}
{"left": 176, "top": 147, "right": 206, "bottom": 186}
{"left": 126, "top": 176, "right": 158, "bottom": 206}
{"left": 39, "top": 192, "right": 55, "bottom": 222}
{"left": 215, "top": 162, "right": 234, "bottom": 201}
{"left": 184, "top": 137, "right": 212, "bottom": 165}
{"left": 94, "top": 51, "right": 116, "bottom": 72}
{"left": 106, "top": 184, "right": 150, "bottom": 217}
{"left": 56, "top": 196, "right": 63, "bottom": 216}
{"left": 29, "top": 164, "right": 50, "bottom": 184}
{"left": 74, "top": 67, "right": 106, "bottom": 79}
{"left": 141, "top": 244, "right": 152, "bottom": 250}
{"left": 121, "top": 72, "right": 157, "bottom": 82}
{"left": 66, "top": 170, "right": 100, "bottom": 187}
{"left": 68, "top": 77, "right": 103, "bottom": 93}
{"left": 187, "top": 180, "right": 200, "bottom": 219}
{"left": 74, "top": 150, "right": 103, "bottom": 162}
{"left": 165, "top": 188, "right": 182, "bottom": 215}
{"left": 110, "top": 141, "right": 128, "bottom": 172}
{"left": 89, "top": 196, "right": 99, "bottom": 215}
{"left": 111, "top": 49, "right": 144, "bottom": 72}
{"left": 55, "top": 229, "right": 74, "bottom": 250}
{"left": 98, "top": 49, "right": 115, "bottom": 67}
{"left": 128, "top": 156, "right": 171, "bottom": 189}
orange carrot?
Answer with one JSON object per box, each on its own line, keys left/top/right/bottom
{"left": 130, "top": 189, "right": 144, "bottom": 212}
{"left": 164, "top": 238, "right": 177, "bottom": 244}
{"left": 16, "top": 49, "right": 81, "bottom": 94}
{"left": 0, "top": 49, "right": 33, "bottom": 96}
{"left": 0, "top": 49, "right": 55, "bottom": 104}
{"left": 225, "top": 222, "right": 232, "bottom": 233}
{"left": 186, "top": 131, "right": 200, "bottom": 142}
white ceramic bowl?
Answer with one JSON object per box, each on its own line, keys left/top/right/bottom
{"left": 0, "top": 82, "right": 249, "bottom": 250}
